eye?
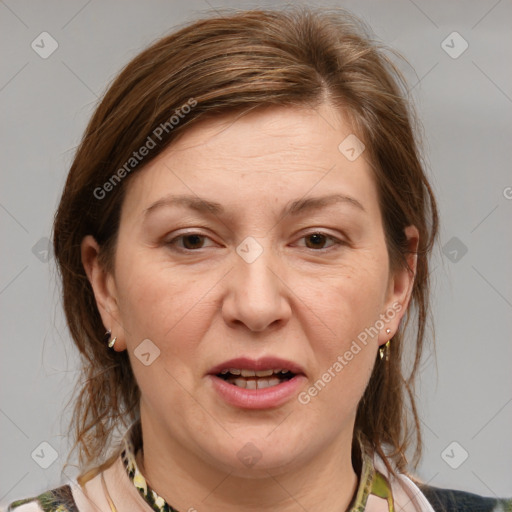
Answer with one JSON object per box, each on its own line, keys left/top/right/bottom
{"left": 296, "top": 232, "right": 344, "bottom": 250}
{"left": 167, "top": 232, "right": 216, "bottom": 251}
{"left": 166, "top": 230, "right": 345, "bottom": 253}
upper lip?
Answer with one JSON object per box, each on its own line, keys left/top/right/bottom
{"left": 208, "top": 357, "right": 305, "bottom": 376}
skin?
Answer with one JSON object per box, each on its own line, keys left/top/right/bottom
{"left": 82, "top": 102, "right": 418, "bottom": 512}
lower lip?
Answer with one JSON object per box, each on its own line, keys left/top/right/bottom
{"left": 208, "top": 374, "right": 307, "bottom": 409}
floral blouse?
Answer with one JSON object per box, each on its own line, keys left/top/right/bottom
{"left": 6, "top": 419, "right": 512, "bottom": 512}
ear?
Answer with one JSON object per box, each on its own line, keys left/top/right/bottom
{"left": 378, "top": 225, "right": 419, "bottom": 347}
{"left": 81, "top": 235, "right": 126, "bottom": 351}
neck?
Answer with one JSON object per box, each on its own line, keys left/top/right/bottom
{"left": 136, "top": 418, "right": 359, "bottom": 512}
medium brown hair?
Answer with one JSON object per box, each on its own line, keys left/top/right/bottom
{"left": 53, "top": 6, "right": 438, "bottom": 483}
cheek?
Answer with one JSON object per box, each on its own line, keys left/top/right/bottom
{"left": 115, "top": 260, "right": 219, "bottom": 415}
{"left": 293, "top": 254, "right": 387, "bottom": 410}
{"left": 300, "top": 254, "right": 389, "bottom": 349}
{"left": 299, "top": 281, "right": 379, "bottom": 421}
{"left": 115, "top": 255, "right": 218, "bottom": 360}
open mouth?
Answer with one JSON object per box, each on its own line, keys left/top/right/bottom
{"left": 216, "top": 368, "right": 296, "bottom": 390}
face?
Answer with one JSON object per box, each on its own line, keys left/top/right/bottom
{"left": 82, "top": 103, "right": 417, "bottom": 477}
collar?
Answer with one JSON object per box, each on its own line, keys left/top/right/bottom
{"left": 120, "top": 420, "right": 395, "bottom": 512}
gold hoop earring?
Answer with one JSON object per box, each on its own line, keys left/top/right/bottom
{"left": 379, "top": 340, "right": 390, "bottom": 360}
{"left": 379, "top": 328, "right": 392, "bottom": 361}
{"left": 104, "top": 330, "right": 117, "bottom": 349}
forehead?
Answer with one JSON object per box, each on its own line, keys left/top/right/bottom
{"left": 120, "top": 104, "right": 380, "bottom": 222}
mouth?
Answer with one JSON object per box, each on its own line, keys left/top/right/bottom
{"left": 207, "top": 357, "right": 306, "bottom": 409}
{"left": 216, "top": 368, "right": 297, "bottom": 390}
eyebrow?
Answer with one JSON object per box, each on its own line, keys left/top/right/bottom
{"left": 143, "top": 193, "right": 366, "bottom": 219}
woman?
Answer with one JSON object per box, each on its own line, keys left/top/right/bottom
{"left": 7, "top": 7, "right": 511, "bottom": 512}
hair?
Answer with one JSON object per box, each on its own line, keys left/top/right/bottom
{"left": 53, "top": 6, "right": 439, "bottom": 484}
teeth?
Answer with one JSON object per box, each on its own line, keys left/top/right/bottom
{"left": 258, "top": 377, "right": 281, "bottom": 389}
{"left": 255, "top": 369, "right": 274, "bottom": 377}
{"left": 231, "top": 377, "right": 282, "bottom": 389}
{"left": 245, "top": 379, "right": 257, "bottom": 389}
{"left": 233, "top": 378, "right": 248, "bottom": 388}
{"left": 220, "top": 368, "right": 291, "bottom": 375}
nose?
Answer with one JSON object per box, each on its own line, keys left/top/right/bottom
{"left": 221, "top": 242, "right": 292, "bottom": 333}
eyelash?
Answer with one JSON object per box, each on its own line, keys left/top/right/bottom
{"left": 166, "top": 231, "right": 346, "bottom": 253}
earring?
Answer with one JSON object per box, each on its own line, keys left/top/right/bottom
{"left": 379, "top": 329, "right": 392, "bottom": 361}
{"left": 379, "top": 340, "right": 390, "bottom": 360}
{"left": 104, "top": 330, "right": 117, "bottom": 349}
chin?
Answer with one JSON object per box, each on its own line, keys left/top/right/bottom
{"left": 203, "top": 434, "right": 308, "bottom": 477}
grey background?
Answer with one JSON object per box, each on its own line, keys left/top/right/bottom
{"left": 1, "top": 0, "right": 511, "bottom": 507}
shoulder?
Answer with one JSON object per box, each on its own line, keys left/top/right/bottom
{"left": 417, "top": 483, "right": 512, "bottom": 512}
{"left": 5, "top": 484, "right": 78, "bottom": 512}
